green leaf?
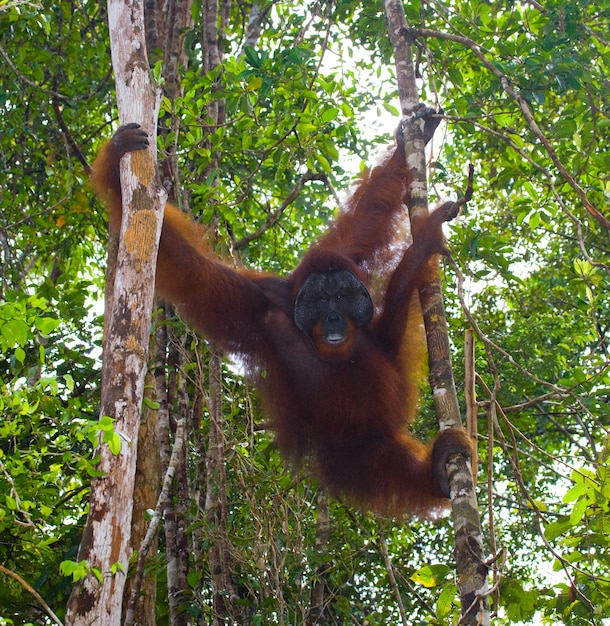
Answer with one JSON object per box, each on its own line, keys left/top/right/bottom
{"left": 243, "top": 46, "right": 261, "bottom": 68}
{"left": 544, "top": 516, "right": 572, "bottom": 541}
{"left": 60, "top": 560, "right": 91, "bottom": 582}
{"left": 320, "top": 107, "right": 339, "bottom": 124}
{"left": 107, "top": 432, "right": 122, "bottom": 456}
{"left": 411, "top": 564, "right": 450, "bottom": 588}
{"left": 34, "top": 316, "right": 60, "bottom": 335}
{"left": 1, "top": 319, "right": 30, "bottom": 347}
{"left": 98, "top": 416, "right": 115, "bottom": 431}
{"left": 569, "top": 497, "right": 588, "bottom": 525}
{"left": 436, "top": 583, "right": 458, "bottom": 619}
{"left": 14, "top": 346, "right": 25, "bottom": 363}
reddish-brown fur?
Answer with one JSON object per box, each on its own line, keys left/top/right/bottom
{"left": 92, "top": 124, "right": 472, "bottom": 516}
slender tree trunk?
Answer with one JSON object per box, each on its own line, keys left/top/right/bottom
{"left": 65, "top": 0, "right": 164, "bottom": 622}
{"left": 383, "top": 1, "right": 489, "bottom": 623}
{"left": 122, "top": 372, "right": 162, "bottom": 625}
{"left": 162, "top": 333, "right": 191, "bottom": 623}
{"left": 205, "top": 352, "right": 243, "bottom": 624}
{"left": 306, "top": 488, "right": 330, "bottom": 626}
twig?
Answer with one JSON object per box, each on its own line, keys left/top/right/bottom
{"left": 0, "top": 564, "right": 64, "bottom": 626}
{"left": 411, "top": 27, "right": 610, "bottom": 230}
{"left": 124, "top": 413, "right": 186, "bottom": 625}
{"left": 378, "top": 531, "right": 408, "bottom": 626}
{"left": 234, "top": 171, "right": 333, "bottom": 250}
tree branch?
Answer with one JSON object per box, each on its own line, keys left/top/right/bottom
{"left": 0, "top": 565, "right": 63, "bottom": 626}
{"left": 384, "top": 3, "right": 489, "bottom": 624}
{"left": 234, "top": 171, "right": 332, "bottom": 250}
{"left": 412, "top": 27, "right": 610, "bottom": 230}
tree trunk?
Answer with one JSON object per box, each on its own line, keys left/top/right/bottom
{"left": 383, "top": 1, "right": 489, "bottom": 623}
{"left": 205, "top": 352, "right": 243, "bottom": 624}
{"left": 65, "top": 0, "right": 164, "bottom": 622}
{"left": 306, "top": 488, "right": 330, "bottom": 626}
{"left": 122, "top": 372, "right": 162, "bottom": 625}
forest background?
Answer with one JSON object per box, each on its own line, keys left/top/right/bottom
{"left": 0, "top": 0, "right": 608, "bottom": 624}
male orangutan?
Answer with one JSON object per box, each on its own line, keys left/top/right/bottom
{"left": 92, "top": 117, "right": 472, "bottom": 516}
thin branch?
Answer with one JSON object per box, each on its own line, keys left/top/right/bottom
{"left": 52, "top": 93, "right": 90, "bottom": 171}
{"left": 0, "top": 460, "right": 35, "bottom": 528}
{"left": 480, "top": 380, "right": 608, "bottom": 607}
{"left": 378, "top": 531, "right": 408, "bottom": 626}
{"left": 233, "top": 171, "right": 334, "bottom": 249}
{"left": 411, "top": 27, "right": 610, "bottom": 230}
{"left": 442, "top": 114, "right": 609, "bottom": 275}
{"left": 124, "top": 413, "right": 187, "bottom": 626}
{"left": 0, "top": 43, "right": 113, "bottom": 104}
{"left": 0, "top": 564, "right": 64, "bottom": 626}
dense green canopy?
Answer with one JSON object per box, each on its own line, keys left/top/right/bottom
{"left": 0, "top": 0, "right": 608, "bottom": 623}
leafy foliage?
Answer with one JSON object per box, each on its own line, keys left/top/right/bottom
{"left": 0, "top": 0, "right": 608, "bottom": 623}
